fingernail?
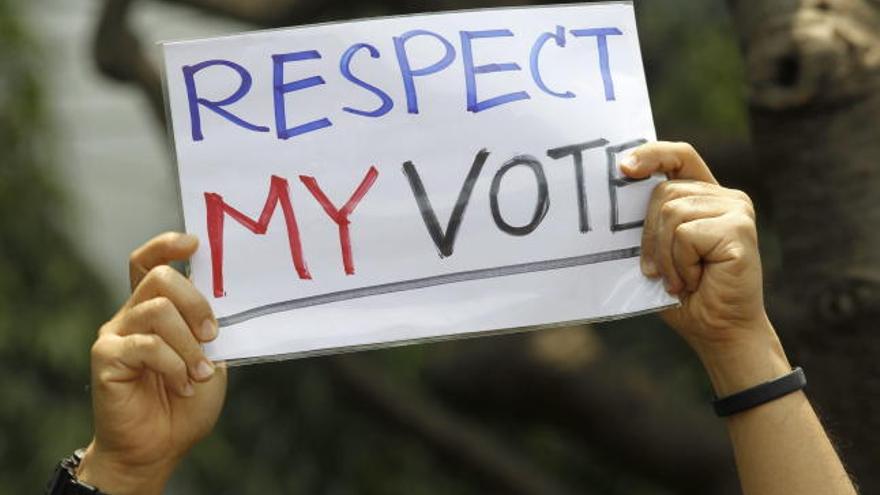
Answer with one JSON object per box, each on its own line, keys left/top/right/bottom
{"left": 642, "top": 259, "right": 658, "bottom": 277}
{"left": 619, "top": 154, "right": 638, "bottom": 171}
{"left": 194, "top": 359, "right": 215, "bottom": 380}
{"left": 199, "top": 319, "right": 217, "bottom": 341}
{"left": 665, "top": 280, "right": 679, "bottom": 295}
{"left": 181, "top": 381, "right": 195, "bottom": 397}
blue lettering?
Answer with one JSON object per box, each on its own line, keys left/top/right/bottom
{"left": 182, "top": 59, "right": 270, "bottom": 142}
{"left": 460, "top": 29, "right": 530, "bottom": 113}
{"left": 570, "top": 27, "right": 623, "bottom": 101}
{"left": 393, "top": 30, "right": 456, "bottom": 114}
{"left": 530, "top": 26, "right": 575, "bottom": 99}
{"left": 272, "top": 50, "right": 332, "bottom": 139}
{"left": 339, "top": 43, "right": 394, "bottom": 118}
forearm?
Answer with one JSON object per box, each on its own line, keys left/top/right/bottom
{"left": 699, "top": 323, "right": 856, "bottom": 495}
{"left": 726, "top": 390, "right": 854, "bottom": 495}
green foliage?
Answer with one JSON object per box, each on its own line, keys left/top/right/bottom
{"left": 0, "top": 0, "right": 113, "bottom": 491}
{"left": 637, "top": 0, "right": 749, "bottom": 141}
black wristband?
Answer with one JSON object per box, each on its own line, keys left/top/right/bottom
{"left": 712, "top": 367, "right": 806, "bottom": 417}
{"left": 46, "top": 449, "right": 109, "bottom": 495}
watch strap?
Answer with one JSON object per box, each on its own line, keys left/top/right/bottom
{"left": 46, "top": 449, "right": 107, "bottom": 495}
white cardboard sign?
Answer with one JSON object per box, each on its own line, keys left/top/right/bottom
{"left": 160, "top": 2, "right": 676, "bottom": 363}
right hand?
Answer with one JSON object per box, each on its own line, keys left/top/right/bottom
{"left": 620, "top": 142, "right": 790, "bottom": 395}
{"left": 78, "top": 233, "right": 227, "bottom": 495}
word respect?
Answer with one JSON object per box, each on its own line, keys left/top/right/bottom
{"left": 182, "top": 25, "right": 623, "bottom": 142}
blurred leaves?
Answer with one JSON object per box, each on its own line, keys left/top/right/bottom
{"left": 637, "top": 0, "right": 749, "bottom": 142}
{"left": 0, "top": 0, "right": 112, "bottom": 491}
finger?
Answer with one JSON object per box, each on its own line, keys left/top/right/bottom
{"left": 120, "top": 297, "right": 215, "bottom": 382}
{"left": 95, "top": 333, "right": 193, "bottom": 397}
{"left": 128, "top": 265, "right": 217, "bottom": 343}
{"left": 619, "top": 141, "right": 718, "bottom": 184}
{"left": 129, "top": 232, "right": 198, "bottom": 291}
{"left": 671, "top": 212, "right": 757, "bottom": 287}
{"left": 672, "top": 222, "right": 706, "bottom": 293}
{"left": 641, "top": 181, "right": 746, "bottom": 278}
{"left": 655, "top": 196, "right": 741, "bottom": 294}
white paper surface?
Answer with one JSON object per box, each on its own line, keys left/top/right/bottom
{"left": 160, "top": 2, "right": 677, "bottom": 363}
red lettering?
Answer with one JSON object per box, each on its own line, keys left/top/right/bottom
{"left": 299, "top": 166, "right": 379, "bottom": 275}
{"left": 205, "top": 175, "right": 311, "bottom": 297}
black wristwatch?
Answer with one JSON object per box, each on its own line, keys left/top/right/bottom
{"left": 45, "top": 449, "right": 109, "bottom": 495}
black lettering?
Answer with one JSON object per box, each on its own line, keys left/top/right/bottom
{"left": 546, "top": 138, "right": 609, "bottom": 232}
{"left": 606, "top": 138, "right": 649, "bottom": 232}
{"left": 402, "top": 149, "right": 489, "bottom": 257}
{"left": 489, "top": 155, "right": 549, "bottom": 236}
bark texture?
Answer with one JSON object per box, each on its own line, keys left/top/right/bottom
{"left": 726, "top": 0, "right": 880, "bottom": 488}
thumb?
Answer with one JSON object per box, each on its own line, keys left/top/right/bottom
{"left": 619, "top": 141, "right": 718, "bottom": 185}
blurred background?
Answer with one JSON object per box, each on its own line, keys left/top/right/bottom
{"left": 2, "top": 0, "right": 878, "bottom": 493}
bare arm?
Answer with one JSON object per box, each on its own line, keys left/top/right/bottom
{"left": 622, "top": 142, "right": 856, "bottom": 495}
{"left": 703, "top": 328, "right": 855, "bottom": 495}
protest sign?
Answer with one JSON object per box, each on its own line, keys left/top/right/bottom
{"left": 160, "top": 1, "right": 676, "bottom": 363}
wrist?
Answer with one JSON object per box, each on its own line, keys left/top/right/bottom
{"left": 695, "top": 318, "right": 793, "bottom": 398}
{"left": 76, "top": 442, "right": 175, "bottom": 495}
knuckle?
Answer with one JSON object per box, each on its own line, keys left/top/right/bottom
{"left": 731, "top": 188, "right": 755, "bottom": 206}
{"left": 96, "top": 369, "right": 116, "bottom": 388}
{"left": 652, "top": 182, "right": 676, "bottom": 202}
{"left": 655, "top": 180, "right": 673, "bottom": 195}
{"left": 641, "top": 141, "right": 662, "bottom": 153}
{"left": 145, "top": 264, "right": 177, "bottom": 287}
{"left": 155, "top": 231, "right": 177, "bottom": 244}
{"left": 660, "top": 201, "right": 678, "bottom": 218}
{"left": 90, "top": 337, "right": 111, "bottom": 363}
{"left": 731, "top": 214, "right": 756, "bottom": 235}
{"left": 131, "top": 333, "right": 160, "bottom": 353}
{"left": 158, "top": 231, "right": 181, "bottom": 245}
{"left": 654, "top": 180, "right": 691, "bottom": 200}
{"left": 737, "top": 196, "right": 756, "bottom": 220}
{"left": 146, "top": 232, "right": 177, "bottom": 255}
{"left": 741, "top": 202, "right": 756, "bottom": 221}
{"left": 153, "top": 264, "right": 178, "bottom": 283}
{"left": 97, "top": 321, "right": 114, "bottom": 337}
{"left": 733, "top": 188, "right": 752, "bottom": 204}
{"left": 661, "top": 198, "right": 690, "bottom": 221}
{"left": 675, "top": 141, "right": 698, "bottom": 157}
{"left": 725, "top": 246, "right": 754, "bottom": 278}
{"left": 147, "top": 296, "right": 175, "bottom": 315}
{"left": 674, "top": 220, "right": 694, "bottom": 238}
{"left": 128, "top": 251, "right": 141, "bottom": 270}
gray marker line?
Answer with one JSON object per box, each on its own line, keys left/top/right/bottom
{"left": 217, "top": 246, "right": 641, "bottom": 327}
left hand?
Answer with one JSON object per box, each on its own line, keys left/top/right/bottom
{"left": 78, "top": 233, "right": 227, "bottom": 495}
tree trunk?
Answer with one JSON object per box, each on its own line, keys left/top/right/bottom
{"left": 726, "top": 0, "right": 880, "bottom": 488}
